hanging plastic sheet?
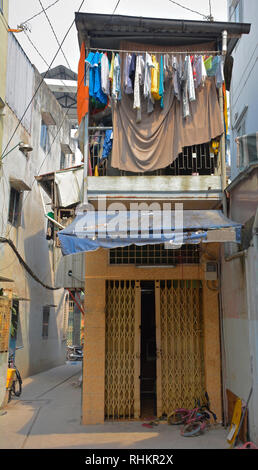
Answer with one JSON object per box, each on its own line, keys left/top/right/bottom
{"left": 58, "top": 210, "right": 241, "bottom": 256}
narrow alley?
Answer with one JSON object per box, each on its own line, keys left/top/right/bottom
{"left": 0, "top": 362, "right": 229, "bottom": 450}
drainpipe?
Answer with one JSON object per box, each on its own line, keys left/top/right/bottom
{"left": 224, "top": 250, "right": 247, "bottom": 262}
{"left": 220, "top": 30, "right": 228, "bottom": 215}
{"left": 66, "top": 288, "right": 85, "bottom": 316}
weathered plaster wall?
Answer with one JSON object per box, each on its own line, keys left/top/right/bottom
{"left": 0, "top": 55, "right": 74, "bottom": 384}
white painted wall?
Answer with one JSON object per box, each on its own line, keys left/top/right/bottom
{"left": 223, "top": 1, "right": 258, "bottom": 444}
{"left": 0, "top": 34, "right": 76, "bottom": 401}
{"left": 228, "top": 0, "right": 258, "bottom": 179}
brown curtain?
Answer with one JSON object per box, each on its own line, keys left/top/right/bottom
{"left": 111, "top": 42, "right": 224, "bottom": 173}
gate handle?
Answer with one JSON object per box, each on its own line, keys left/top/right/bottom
{"left": 156, "top": 348, "right": 162, "bottom": 358}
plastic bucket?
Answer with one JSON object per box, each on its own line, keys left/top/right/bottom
{"left": 6, "top": 368, "right": 16, "bottom": 389}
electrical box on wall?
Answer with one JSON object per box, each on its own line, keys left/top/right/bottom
{"left": 205, "top": 262, "right": 218, "bottom": 280}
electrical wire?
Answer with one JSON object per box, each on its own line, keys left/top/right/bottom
{"left": 1, "top": 0, "right": 85, "bottom": 161}
{"left": 38, "top": 0, "right": 72, "bottom": 70}
{"left": 0, "top": 237, "right": 62, "bottom": 290}
{"left": 1, "top": 0, "right": 85, "bottom": 248}
{"left": 19, "top": 0, "right": 61, "bottom": 26}
{"left": 167, "top": 0, "right": 210, "bottom": 20}
{"left": 21, "top": 27, "right": 85, "bottom": 99}
{"left": 112, "top": 0, "right": 121, "bottom": 16}
{"left": 3, "top": 106, "right": 70, "bottom": 242}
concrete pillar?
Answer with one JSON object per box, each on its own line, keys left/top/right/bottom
{"left": 81, "top": 261, "right": 106, "bottom": 424}
{"left": 203, "top": 281, "right": 222, "bottom": 421}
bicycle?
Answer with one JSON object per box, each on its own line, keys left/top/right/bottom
{"left": 168, "top": 392, "right": 217, "bottom": 437}
{"left": 7, "top": 349, "right": 23, "bottom": 401}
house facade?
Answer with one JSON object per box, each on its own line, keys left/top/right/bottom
{"left": 56, "top": 13, "right": 251, "bottom": 426}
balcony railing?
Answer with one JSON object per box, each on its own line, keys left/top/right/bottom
{"left": 89, "top": 127, "right": 219, "bottom": 177}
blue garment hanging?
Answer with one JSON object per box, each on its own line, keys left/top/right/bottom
{"left": 85, "top": 51, "right": 108, "bottom": 105}
{"left": 159, "top": 55, "right": 164, "bottom": 109}
{"left": 102, "top": 130, "right": 113, "bottom": 159}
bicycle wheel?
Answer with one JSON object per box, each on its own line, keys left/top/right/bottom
{"left": 168, "top": 410, "right": 189, "bottom": 425}
{"left": 181, "top": 422, "right": 202, "bottom": 437}
{"left": 11, "top": 369, "right": 22, "bottom": 397}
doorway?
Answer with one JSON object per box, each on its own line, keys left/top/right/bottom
{"left": 140, "top": 281, "right": 157, "bottom": 418}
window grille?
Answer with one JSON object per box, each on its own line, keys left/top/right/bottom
{"left": 40, "top": 122, "right": 50, "bottom": 153}
{"left": 88, "top": 127, "right": 218, "bottom": 176}
{"left": 109, "top": 244, "right": 200, "bottom": 265}
{"left": 8, "top": 187, "right": 22, "bottom": 227}
{"left": 42, "top": 306, "right": 50, "bottom": 338}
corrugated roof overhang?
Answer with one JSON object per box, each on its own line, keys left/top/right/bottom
{"left": 75, "top": 12, "right": 251, "bottom": 55}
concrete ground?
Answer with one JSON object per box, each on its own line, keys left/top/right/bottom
{"left": 0, "top": 363, "right": 231, "bottom": 449}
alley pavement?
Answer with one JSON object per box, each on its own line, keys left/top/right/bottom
{"left": 0, "top": 362, "right": 230, "bottom": 450}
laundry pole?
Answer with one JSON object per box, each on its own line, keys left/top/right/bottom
{"left": 220, "top": 30, "right": 228, "bottom": 215}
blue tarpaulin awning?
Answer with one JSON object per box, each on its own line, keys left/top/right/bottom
{"left": 57, "top": 210, "right": 242, "bottom": 256}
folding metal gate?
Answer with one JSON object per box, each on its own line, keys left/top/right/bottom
{"left": 105, "top": 280, "right": 141, "bottom": 420}
{"left": 105, "top": 279, "right": 205, "bottom": 420}
{"left": 156, "top": 280, "right": 205, "bottom": 417}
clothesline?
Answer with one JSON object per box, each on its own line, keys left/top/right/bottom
{"left": 87, "top": 46, "right": 222, "bottom": 56}
{"left": 85, "top": 47, "right": 226, "bottom": 126}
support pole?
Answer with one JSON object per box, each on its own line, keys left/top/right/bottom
{"left": 220, "top": 30, "right": 228, "bottom": 215}
{"left": 83, "top": 61, "right": 90, "bottom": 206}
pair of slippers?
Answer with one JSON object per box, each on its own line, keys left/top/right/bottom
{"left": 142, "top": 420, "right": 159, "bottom": 428}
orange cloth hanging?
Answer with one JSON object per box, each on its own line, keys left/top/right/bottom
{"left": 77, "top": 42, "right": 89, "bottom": 126}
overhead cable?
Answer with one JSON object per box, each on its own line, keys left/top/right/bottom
{"left": 19, "top": 0, "right": 61, "bottom": 27}
{"left": 167, "top": 0, "right": 210, "bottom": 20}
{"left": 112, "top": 0, "right": 121, "bottom": 16}
{"left": 38, "top": 0, "right": 72, "bottom": 70}
{"left": 0, "top": 237, "right": 62, "bottom": 290}
{"left": 1, "top": 0, "right": 85, "bottom": 161}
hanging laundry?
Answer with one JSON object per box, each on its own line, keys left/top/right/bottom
{"left": 143, "top": 52, "right": 155, "bottom": 114}
{"left": 206, "top": 55, "right": 220, "bottom": 77}
{"left": 94, "top": 164, "right": 99, "bottom": 176}
{"left": 129, "top": 53, "right": 136, "bottom": 90}
{"left": 85, "top": 51, "right": 95, "bottom": 97}
{"left": 133, "top": 54, "right": 145, "bottom": 122}
{"left": 190, "top": 55, "right": 197, "bottom": 85}
{"left": 172, "top": 56, "right": 181, "bottom": 101}
{"left": 88, "top": 151, "right": 93, "bottom": 176}
{"left": 124, "top": 53, "right": 133, "bottom": 94}
{"left": 86, "top": 51, "right": 108, "bottom": 105}
{"left": 163, "top": 54, "right": 173, "bottom": 83}
{"left": 215, "top": 56, "right": 224, "bottom": 88}
{"left": 159, "top": 55, "right": 164, "bottom": 109}
{"left": 77, "top": 42, "right": 89, "bottom": 126}
{"left": 102, "top": 129, "right": 113, "bottom": 159}
{"left": 151, "top": 55, "right": 161, "bottom": 101}
{"left": 186, "top": 55, "right": 196, "bottom": 103}
{"left": 194, "top": 55, "right": 207, "bottom": 88}
{"left": 101, "top": 52, "right": 110, "bottom": 96}
{"left": 204, "top": 55, "right": 213, "bottom": 73}
{"left": 182, "top": 55, "right": 196, "bottom": 119}
{"left": 109, "top": 52, "right": 115, "bottom": 87}
{"left": 112, "top": 53, "right": 122, "bottom": 101}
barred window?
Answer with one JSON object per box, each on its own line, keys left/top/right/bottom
{"left": 42, "top": 306, "right": 50, "bottom": 338}
{"left": 109, "top": 244, "right": 200, "bottom": 265}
